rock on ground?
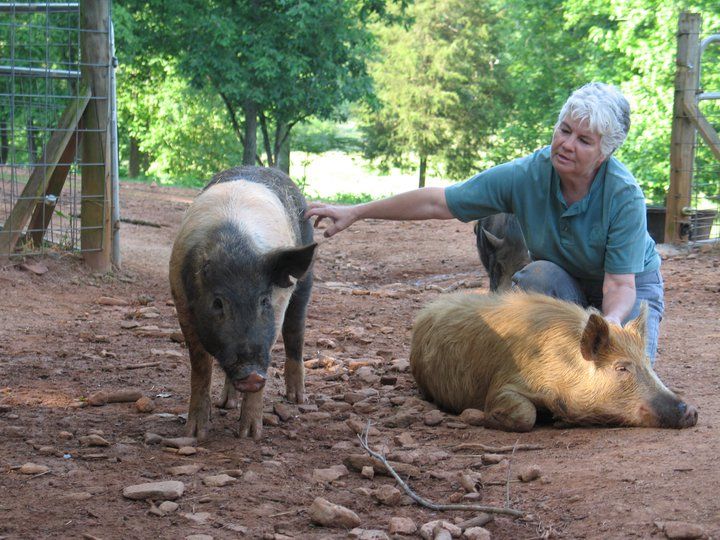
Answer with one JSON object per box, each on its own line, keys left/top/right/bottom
{"left": 122, "top": 481, "right": 185, "bottom": 501}
{"left": 308, "top": 497, "right": 361, "bottom": 529}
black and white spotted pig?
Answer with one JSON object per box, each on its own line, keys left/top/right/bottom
{"left": 169, "top": 166, "right": 316, "bottom": 440}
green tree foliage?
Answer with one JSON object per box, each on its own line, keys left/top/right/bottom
{"left": 362, "top": 0, "right": 510, "bottom": 186}
{"left": 116, "top": 0, "right": 402, "bottom": 173}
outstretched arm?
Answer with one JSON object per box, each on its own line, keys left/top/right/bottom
{"left": 304, "top": 187, "right": 454, "bottom": 237}
{"left": 602, "top": 272, "right": 636, "bottom": 325}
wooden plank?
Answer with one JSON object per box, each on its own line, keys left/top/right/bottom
{"left": 0, "top": 83, "right": 90, "bottom": 257}
{"left": 80, "top": 0, "right": 112, "bottom": 271}
{"left": 683, "top": 98, "right": 720, "bottom": 162}
{"left": 666, "top": 12, "right": 701, "bottom": 244}
{"left": 26, "top": 126, "right": 83, "bottom": 247}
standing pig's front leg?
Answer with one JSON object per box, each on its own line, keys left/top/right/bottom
{"left": 186, "top": 341, "right": 214, "bottom": 440}
{"left": 484, "top": 388, "right": 537, "bottom": 432}
{"left": 238, "top": 390, "right": 264, "bottom": 440}
{"left": 281, "top": 280, "right": 311, "bottom": 403}
{"left": 216, "top": 376, "right": 240, "bottom": 409}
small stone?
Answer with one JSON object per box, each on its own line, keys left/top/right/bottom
{"left": 161, "top": 437, "right": 197, "bottom": 448}
{"left": 158, "top": 501, "right": 179, "bottom": 514}
{"left": 458, "top": 408, "right": 486, "bottom": 426}
{"left": 372, "top": 485, "right": 403, "bottom": 506}
{"left": 463, "top": 526, "right": 492, "bottom": 540}
{"left": 344, "top": 391, "right": 370, "bottom": 404}
{"left": 349, "top": 528, "right": 390, "bottom": 540}
{"left": 122, "top": 480, "right": 185, "bottom": 500}
{"left": 380, "top": 375, "right": 397, "bottom": 386}
{"left": 382, "top": 411, "right": 417, "bottom": 428}
{"left": 144, "top": 432, "right": 162, "bottom": 445}
{"left": 346, "top": 418, "right": 381, "bottom": 436}
{"left": 313, "top": 465, "right": 349, "bottom": 483}
{"left": 361, "top": 466, "right": 375, "bottom": 479}
{"left": 37, "top": 446, "right": 56, "bottom": 455}
{"left": 168, "top": 464, "right": 203, "bottom": 476}
{"left": 57, "top": 431, "right": 74, "bottom": 440}
{"left": 19, "top": 463, "right": 49, "bottom": 475}
{"left": 423, "top": 410, "right": 444, "bottom": 426}
{"left": 518, "top": 465, "right": 542, "bottom": 482}
{"left": 394, "top": 432, "right": 417, "bottom": 448}
{"left": 390, "top": 358, "right": 410, "bottom": 372}
{"left": 481, "top": 454, "right": 506, "bottom": 465}
{"left": 202, "top": 474, "right": 236, "bottom": 487}
{"left": 419, "top": 520, "right": 461, "bottom": 539}
{"left": 308, "top": 497, "right": 361, "bottom": 529}
{"left": 185, "top": 535, "right": 213, "bottom": 540}
{"left": 242, "top": 470, "right": 260, "bottom": 482}
{"left": 388, "top": 516, "right": 417, "bottom": 535}
{"left": 355, "top": 366, "right": 380, "bottom": 384}
{"left": 79, "top": 434, "right": 111, "bottom": 447}
{"left": 263, "top": 413, "right": 281, "bottom": 426}
{"left": 177, "top": 446, "right": 197, "bottom": 456}
{"left": 303, "top": 411, "right": 332, "bottom": 422}
{"left": 135, "top": 396, "right": 155, "bottom": 413}
{"left": 274, "top": 402, "right": 297, "bottom": 422}
{"left": 661, "top": 521, "right": 706, "bottom": 539}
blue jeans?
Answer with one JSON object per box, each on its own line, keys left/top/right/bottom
{"left": 511, "top": 261, "right": 664, "bottom": 364}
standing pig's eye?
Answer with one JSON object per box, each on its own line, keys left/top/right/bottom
{"left": 211, "top": 297, "right": 224, "bottom": 316}
{"left": 260, "top": 295, "right": 271, "bottom": 308}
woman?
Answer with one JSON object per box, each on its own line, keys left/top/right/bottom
{"left": 305, "top": 82, "right": 664, "bottom": 363}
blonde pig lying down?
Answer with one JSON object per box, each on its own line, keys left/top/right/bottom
{"left": 409, "top": 291, "right": 698, "bottom": 432}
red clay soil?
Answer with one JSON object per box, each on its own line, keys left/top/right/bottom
{"left": 0, "top": 181, "right": 718, "bottom": 539}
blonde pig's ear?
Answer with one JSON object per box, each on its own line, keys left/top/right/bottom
{"left": 625, "top": 301, "right": 648, "bottom": 341}
{"left": 580, "top": 313, "right": 611, "bottom": 363}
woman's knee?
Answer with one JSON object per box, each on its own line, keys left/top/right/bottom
{"left": 512, "top": 260, "right": 586, "bottom": 305}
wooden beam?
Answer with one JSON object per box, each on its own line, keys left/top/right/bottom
{"left": 666, "top": 12, "right": 701, "bottom": 244}
{"left": 26, "top": 126, "right": 83, "bottom": 248}
{"left": 0, "top": 84, "right": 90, "bottom": 257}
{"left": 80, "top": 0, "right": 112, "bottom": 271}
{"left": 683, "top": 98, "right": 720, "bottom": 162}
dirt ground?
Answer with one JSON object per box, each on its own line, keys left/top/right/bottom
{"left": 1, "top": 181, "right": 719, "bottom": 540}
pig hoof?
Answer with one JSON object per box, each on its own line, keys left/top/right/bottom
{"left": 215, "top": 396, "right": 240, "bottom": 409}
{"left": 237, "top": 419, "right": 263, "bottom": 440}
{"left": 286, "top": 388, "right": 306, "bottom": 404}
{"left": 186, "top": 418, "right": 209, "bottom": 441}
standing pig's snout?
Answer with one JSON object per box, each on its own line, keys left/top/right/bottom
{"left": 233, "top": 371, "right": 266, "bottom": 393}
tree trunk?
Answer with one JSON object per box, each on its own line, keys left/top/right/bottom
{"left": 276, "top": 122, "right": 291, "bottom": 174}
{"left": 243, "top": 101, "right": 258, "bottom": 166}
{"left": 27, "top": 116, "right": 40, "bottom": 163}
{"left": 0, "top": 120, "right": 8, "bottom": 164}
{"left": 129, "top": 137, "right": 141, "bottom": 178}
{"left": 418, "top": 154, "right": 427, "bottom": 188}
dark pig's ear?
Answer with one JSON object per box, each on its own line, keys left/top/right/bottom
{"left": 580, "top": 313, "right": 611, "bottom": 362}
{"left": 482, "top": 228, "right": 504, "bottom": 250}
{"left": 267, "top": 243, "right": 318, "bottom": 288}
{"left": 625, "top": 301, "right": 647, "bottom": 341}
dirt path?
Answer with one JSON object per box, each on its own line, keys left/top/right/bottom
{"left": 0, "top": 181, "right": 718, "bottom": 539}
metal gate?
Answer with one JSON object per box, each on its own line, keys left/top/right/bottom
{"left": 667, "top": 12, "right": 720, "bottom": 244}
{"left": 0, "top": 1, "right": 118, "bottom": 269}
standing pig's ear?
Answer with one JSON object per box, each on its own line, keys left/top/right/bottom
{"left": 580, "top": 313, "right": 611, "bottom": 362}
{"left": 625, "top": 301, "right": 648, "bottom": 341}
{"left": 267, "top": 243, "right": 318, "bottom": 288}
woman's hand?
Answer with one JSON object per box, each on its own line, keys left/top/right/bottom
{"left": 305, "top": 203, "right": 359, "bottom": 238}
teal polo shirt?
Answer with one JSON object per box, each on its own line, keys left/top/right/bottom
{"left": 444, "top": 146, "right": 660, "bottom": 281}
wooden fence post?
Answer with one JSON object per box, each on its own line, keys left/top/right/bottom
{"left": 80, "top": 0, "right": 113, "bottom": 271}
{"left": 666, "top": 12, "right": 701, "bottom": 244}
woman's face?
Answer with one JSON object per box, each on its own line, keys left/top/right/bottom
{"left": 551, "top": 115, "right": 606, "bottom": 183}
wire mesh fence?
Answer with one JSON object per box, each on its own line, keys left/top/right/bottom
{"left": 0, "top": 1, "right": 113, "bottom": 258}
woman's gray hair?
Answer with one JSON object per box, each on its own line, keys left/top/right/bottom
{"left": 556, "top": 82, "right": 631, "bottom": 157}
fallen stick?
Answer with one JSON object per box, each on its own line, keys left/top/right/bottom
{"left": 87, "top": 388, "right": 143, "bottom": 406}
{"left": 454, "top": 443, "right": 544, "bottom": 453}
{"left": 124, "top": 362, "right": 161, "bottom": 370}
{"left": 505, "top": 439, "right": 519, "bottom": 509}
{"left": 456, "top": 513, "right": 493, "bottom": 529}
{"left": 358, "top": 422, "right": 525, "bottom": 518}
